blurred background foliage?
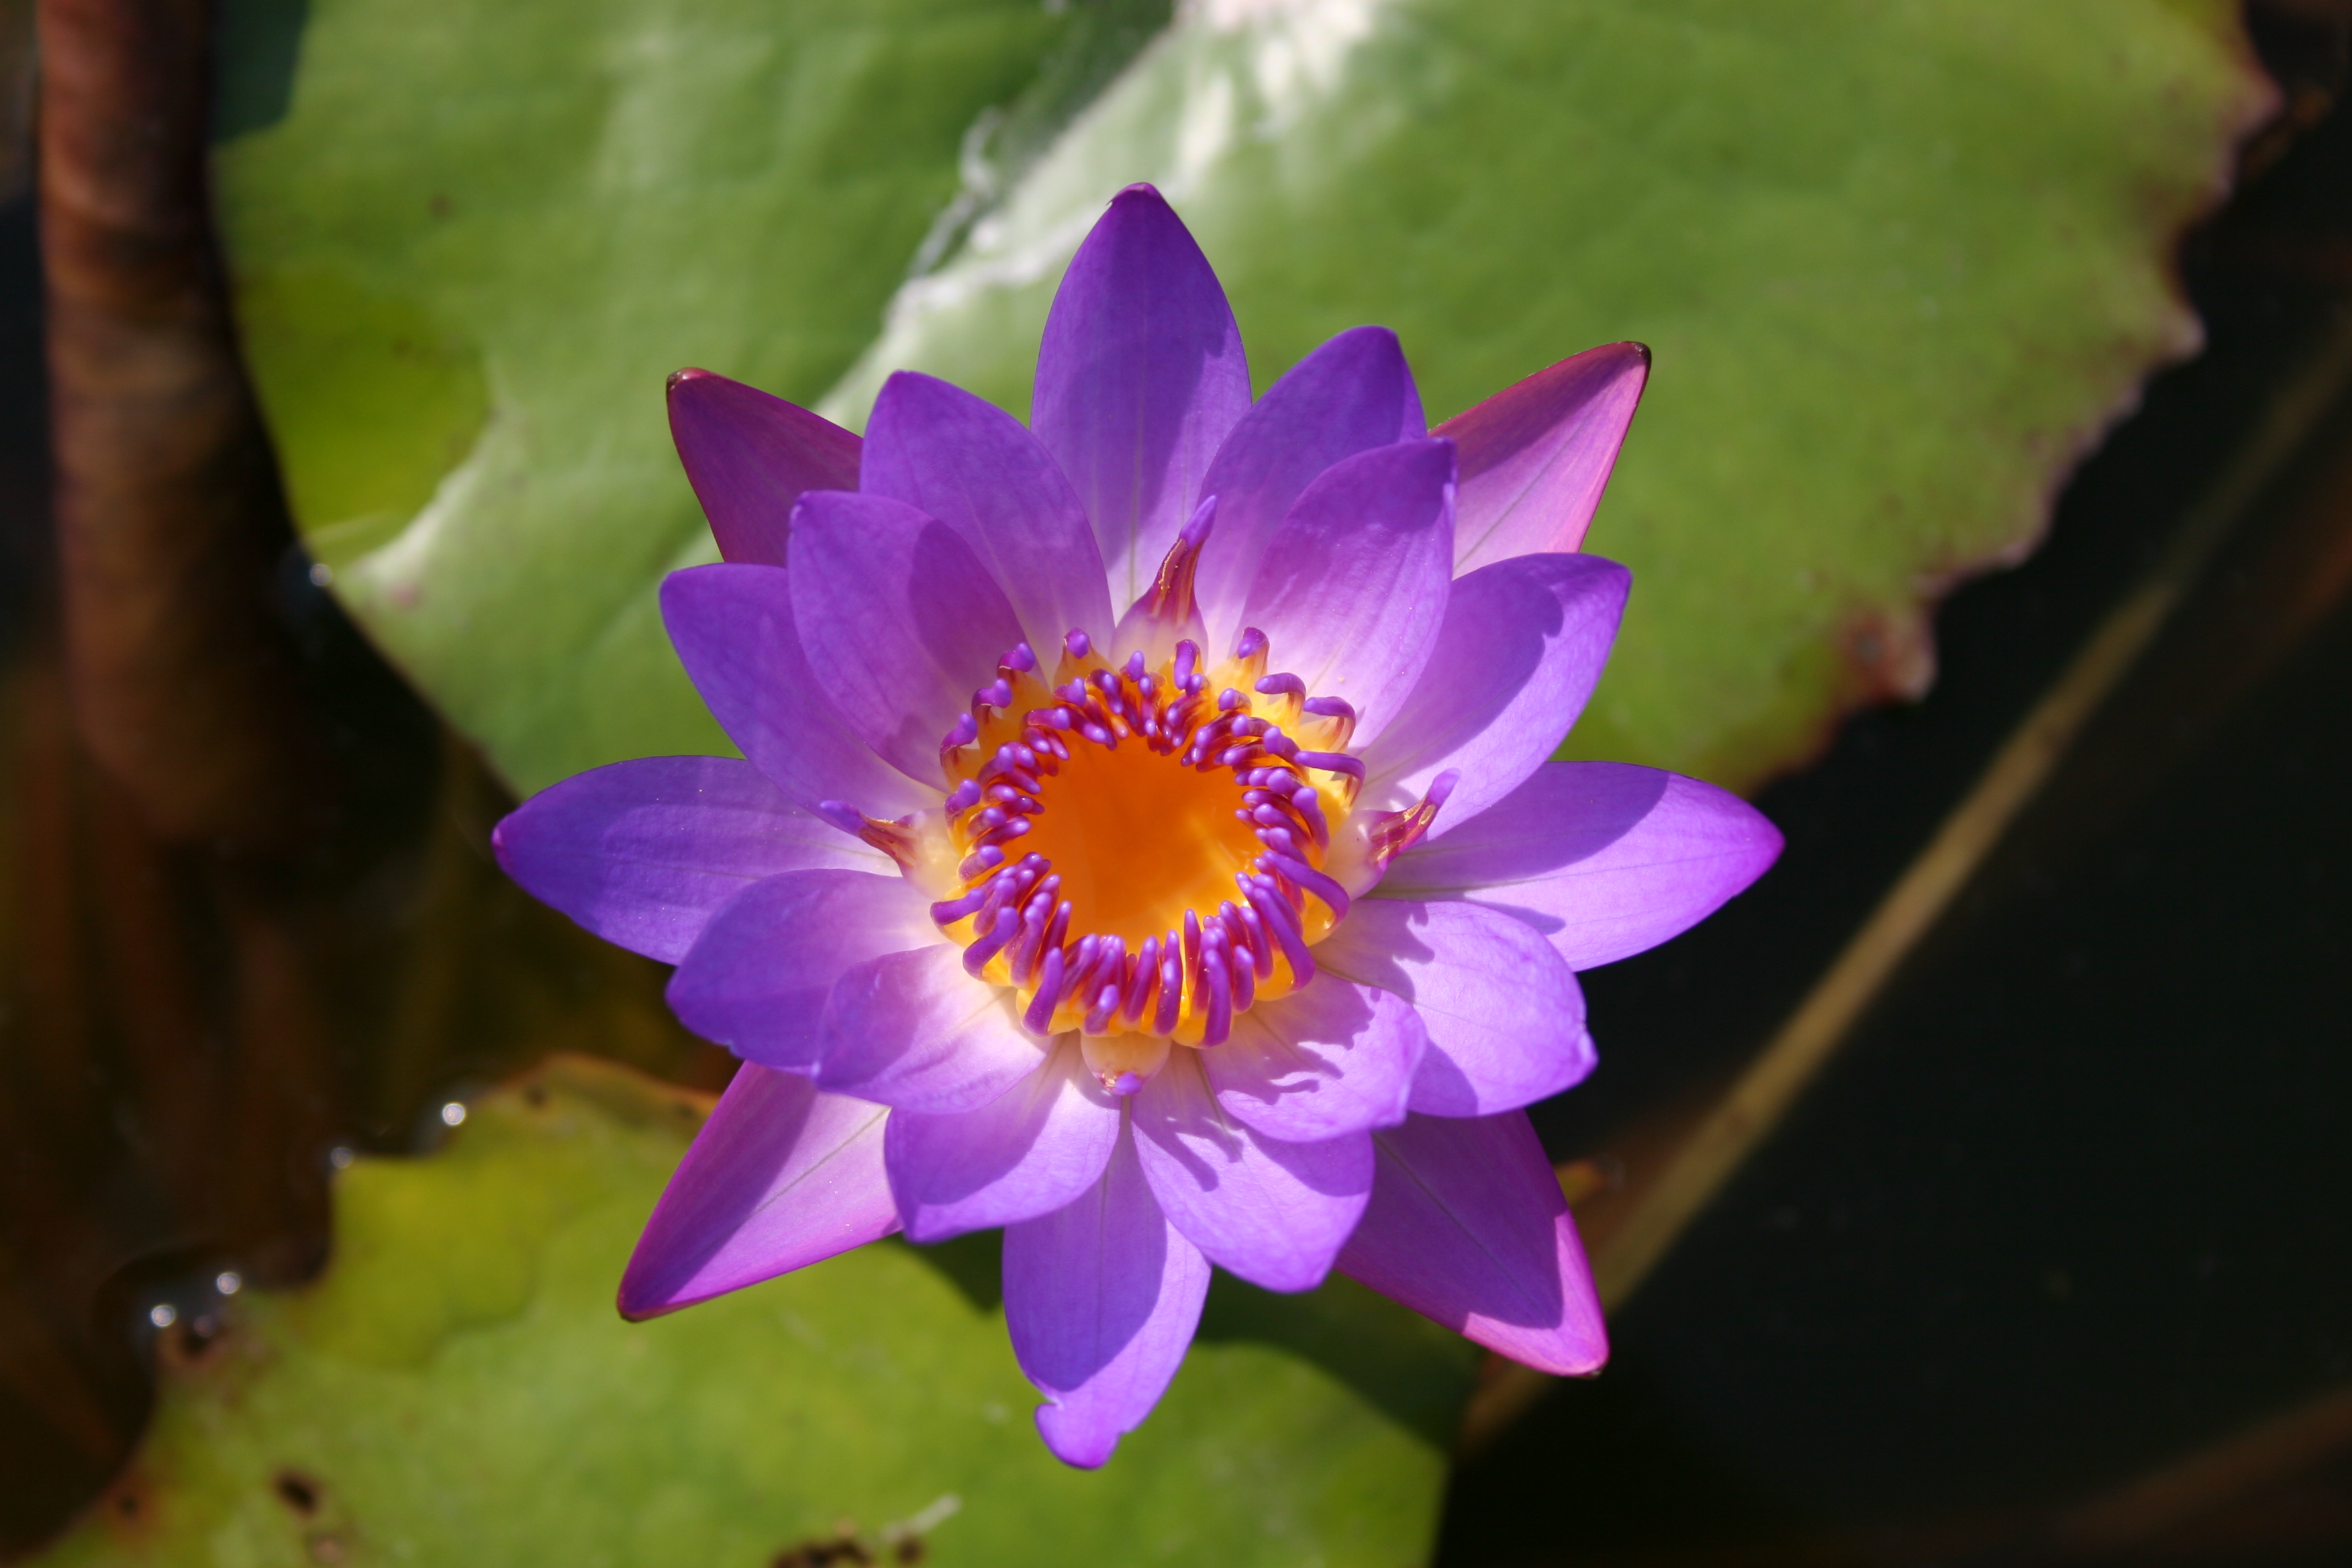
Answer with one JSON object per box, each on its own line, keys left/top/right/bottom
{"left": 0, "top": 0, "right": 2321, "bottom": 1563}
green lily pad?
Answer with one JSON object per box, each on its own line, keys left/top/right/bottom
{"left": 36, "top": 1057, "right": 1471, "bottom": 1567}
{"left": 816, "top": 0, "right": 2271, "bottom": 788}
{"left": 213, "top": 0, "right": 2265, "bottom": 797}
{"left": 211, "top": 0, "right": 1169, "bottom": 790}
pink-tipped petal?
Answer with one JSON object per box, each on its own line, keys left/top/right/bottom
{"left": 787, "top": 490, "right": 1027, "bottom": 788}
{"left": 816, "top": 942, "right": 1052, "bottom": 1114}
{"left": 1006, "top": 1118, "right": 1212, "bottom": 1469}
{"left": 493, "top": 756, "right": 893, "bottom": 964}
{"left": 1204, "top": 975, "right": 1428, "bottom": 1142}
{"left": 1316, "top": 896, "right": 1593, "bottom": 1117}
{"left": 618, "top": 1065, "right": 898, "bottom": 1320}
{"left": 1382, "top": 762, "right": 1783, "bottom": 970}
{"left": 1237, "top": 438, "right": 1457, "bottom": 746}
{"left": 1130, "top": 1052, "right": 1371, "bottom": 1293}
{"left": 661, "top": 564, "right": 940, "bottom": 822}
{"left": 666, "top": 869, "right": 937, "bottom": 1071}
{"left": 667, "top": 369, "right": 862, "bottom": 567}
{"left": 1034, "top": 183, "right": 1251, "bottom": 608}
{"left": 1360, "top": 553, "right": 1630, "bottom": 826}
{"left": 1338, "top": 1110, "right": 1606, "bottom": 1375}
{"left": 862, "top": 372, "right": 1114, "bottom": 654}
{"left": 1440, "top": 342, "right": 1649, "bottom": 573}
{"left": 885, "top": 1038, "right": 1120, "bottom": 1242}
{"left": 1192, "top": 326, "right": 1422, "bottom": 651}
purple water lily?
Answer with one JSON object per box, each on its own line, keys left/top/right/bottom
{"left": 495, "top": 184, "right": 1781, "bottom": 1467}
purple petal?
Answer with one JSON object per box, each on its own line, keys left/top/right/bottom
{"left": 885, "top": 1038, "right": 1120, "bottom": 1240}
{"left": 666, "top": 869, "right": 936, "bottom": 1070}
{"left": 618, "top": 1065, "right": 898, "bottom": 1320}
{"left": 1005, "top": 1118, "right": 1211, "bottom": 1468}
{"left": 1381, "top": 762, "right": 1783, "bottom": 970}
{"left": 662, "top": 564, "right": 940, "bottom": 821}
{"left": 1203, "top": 974, "right": 1427, "bottom": 1142}
{"left": 1440, "top": 342, "right": 1649, "bottom": 573}
{"left": 862, "top": 371, "right": 1114, "bottom": 652}
{"left": 1316, "top": 897, "right": 1592, "bottom": 1117}
{"left": 1359, "top": 553, "right": 1630, "bottom": 826}
{"left": 1237, "top": 438, "right": 1457, "bottom": 746}
{"left": 815, "top": 942, "right": 1051, "bottom": 1113}
{"left": 788, "top": 490, "right": 1026, "bottom": 787}
{"left": 493, "top": 756, "right": 893, "bottom": 964}
{"left": 667, "top": 369, "right": 862, "bottom": 567}
{"left": 1192, "top": 326, "right": 1420, "bottom": 652}
{"left": 1337, "top": 1109, "right": 1606, "bottom": 1375}
{"left": 1033, "top": 183, "right": 1251, "bottom": 609}
{"left": 1130, "top": 1052, "right": 1371, "bottom": 1292}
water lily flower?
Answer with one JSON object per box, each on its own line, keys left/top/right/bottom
{"left": 495, "top": 185, "right": 1781, "bottom": 1467}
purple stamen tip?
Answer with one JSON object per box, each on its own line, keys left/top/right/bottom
{"left": 1303, "top": 695, "right": 1356, "bottom": 721}
{"left": 1254, "top": 672, "right": 1306, "bottom": 699}
{"left": 1234, "top": 627, "right": 1267, "bottom": 660}
{"left": 1065, "top": 630, "right": 1091, "bottom": 659}
{"left": 945, "top": 713, "right": 979, "bottom": 747}
{"left": 1294, "top": 750, "right": 1365, "bottom": 780}
{"left": 1110, "top": 1071, "right": 1145, "bottom": 1097}
{"left": 945, "top": 779, "right": 982, "bottom": 813}
{"left": 1006, "top": 642, "right": 1038, "bottom": 672}
{"left": 1124, "top": 650, "right": 1147, "bottom": 681}
{"left": 1427, "top": 768, "right": 1463, "bottom": 809}
{"left": 1023, "top": 947, "right": 1067, "bottom": 1034}
{"left": 1179, "top": 492, "right": 1218, "bottom": 548}
{"left": 814, "top": 799, "right": 865, "bottom": 834}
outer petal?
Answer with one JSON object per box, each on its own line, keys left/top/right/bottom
{"left": 1005, "top": 1118, "right": 1212, "bottom": 1469}
{"left": 1337, "top": 1110, "right": 1606, "bottom": 1375}
{"left": 661, "top": 564, "right": 940, "bottom": 821}
{"left": 814, "top": 942, "right": 1052, "bottom": 1113}
{"left": 788, "top": 490, "right": 1026, "bottom": 787}
{"left": 493, "top": 756, "right": 891, "bottom": 965}
{"left": 1192, "top": 326, "right": 1420, "bottom": 652}
{"left": 666, "top": 869, "right": 936, "bottom": 1071}
{"left": 1033, "top": 183, "right": 1251, "bottom": 608}
{"left": 1359, "top": 553, "right": 1630, "bottom": 824}
{"left": 1382, "top": 763, "right": 1783, "bottom": 970}
{"left": 1316, "top": 896, "right": 1593, "bottom": 1117}
{"left": 884, "top": 1038, "right": 1120, "bottom": 1242}
{"left": 862, "top": 371, "right": 1114, "bottom": 652}
{"left": 1131, "top": 1053, "right": 1371, "bottom": 1293}
{"left": 618, "top": 1065, "right": 897, "bottom": 1320}
{"left": 1203, "top": 975, "right": 1427, "bottom": 1142}
{"left": 667, "top": 368, "right": 861, "bottom": 567}
{"left": 1441, "top": 342, "right": 1649, "bottom": 573}
{"left": 1237, "top": 438, "right": 1457, "bottom": 746}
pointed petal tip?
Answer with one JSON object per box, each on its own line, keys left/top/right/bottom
{"left": 667, "top": 366, "right": 710, "bottom": 395}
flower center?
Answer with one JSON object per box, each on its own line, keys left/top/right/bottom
{"left": 926, "top": 628, "right": 1364, "bottom": 1059}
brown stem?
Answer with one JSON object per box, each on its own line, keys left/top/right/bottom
{"left": 38, "top": 0, "right": 337, "bottom": 854}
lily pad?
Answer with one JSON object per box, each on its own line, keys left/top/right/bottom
{"left": 211, "top": 0, "right": 1169, "bottom": 789}
{"left": 37, "top": 1057, "right": 1470, "bottom": 1567}
{"left": 213, "top": 0, "right": 2265, "bottom": 796}
{"left": 816, "top": 0, "right": 2271, "bottom": 787}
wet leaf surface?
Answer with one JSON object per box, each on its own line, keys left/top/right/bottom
{"left": 36, "top": 1057, "right": 1469, "bottom": 1567}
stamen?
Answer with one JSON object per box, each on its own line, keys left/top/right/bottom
{"left": 1365, "top": 769, "right": 1463, "bottom": 869}
{"left": 928, "top": 620, "right": 1390, "bottom": 1042}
